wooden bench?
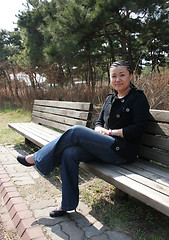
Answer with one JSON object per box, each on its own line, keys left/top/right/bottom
{"left": 8, "top": 100, "right": 93, "bottom": 147}
{"left": 8, "top": 100, "right": 169, "bottom": 217}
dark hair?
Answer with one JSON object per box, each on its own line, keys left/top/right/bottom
{"left": 110, "top": 60, "right": 133, "bottom": 74}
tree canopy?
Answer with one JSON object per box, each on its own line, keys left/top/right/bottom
{"left": 1, "top": 0, "right": 169, "bottom": 86}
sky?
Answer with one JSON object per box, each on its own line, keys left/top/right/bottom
{"left": 0, "top": 0, "right": 27, "bottom": 31}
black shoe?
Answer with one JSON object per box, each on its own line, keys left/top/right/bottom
{"left": 17, "top": 156, "right": 34, "bottom": 167}
{"left": 49, "top": 209, "right": 67, "bottom": 218}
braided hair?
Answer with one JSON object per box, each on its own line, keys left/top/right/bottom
{"left": 110, "top": 60, "right": 133, "bottom": 75}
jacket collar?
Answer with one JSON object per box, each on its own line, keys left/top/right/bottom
{"left": 114, "top": 87, "right": 137, "bottom": 100}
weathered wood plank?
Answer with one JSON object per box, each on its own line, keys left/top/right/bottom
{"left": 110, "top": 165, "right": 169, "bottom": 196}
{"left": 80, "top": 162, "right": 169, "bottom": 217}
{"left": 150, "top": 109, "right": 169, "bottom": 123}
{"left": 19, "top": 123, "right": 60, "bottom": 142}
{"left": 34, "top": 100, "right": 93, "bottom": 111}
{"left": 32, "top": 111, "right": 87, "bottom": 127}
{"left": 146, "top": 122, "right": 169, "bottom": 136}
{"left": 29, "top": 122, "right": 62, "bottom": 137}
{"left": 138, "top": 145, "right": 169, "bottom": 166}
{"left": 141, "top": 133, "right": 169, "bottom": 151}
{"left": 120, "top": 163, "right": 169, "bottom": 188}
{"left": 9, "top": 123, "right": 53, "bottom": 144}
{"left": 33, "top": 105, "right": 90, "bottom": 120}
{"left": 134, "top": 159, "right": 169, "bottom": 179}
{"left": 8, "top": 123, "right": 48, "bottom": 147}
{"left": 32, "top": 116, "right": 72, "bottom": 132}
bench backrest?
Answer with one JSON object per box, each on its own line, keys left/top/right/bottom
{"left": 32, "top": 100, "right": 93, "bottom": 132}
{"left": 139, "top": 109, "right": 169, "bottom": 167}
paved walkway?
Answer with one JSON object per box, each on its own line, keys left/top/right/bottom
{"left": 0, "top": 144, "right": 133, "bottom": 240}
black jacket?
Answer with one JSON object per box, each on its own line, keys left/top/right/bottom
{"left": 95, "top": 88, "right": 150, "bottom": 162}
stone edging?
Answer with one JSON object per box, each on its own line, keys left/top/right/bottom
{"left": 0, "top": 165, "right": 47, "bottom": 240}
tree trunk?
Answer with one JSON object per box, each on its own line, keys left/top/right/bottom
{"left": 12, "top": 68, "right": 22, "bottom": 104}
{"left": 4, "top": 69, "right": 15, "bottom": 101}
{"left": 88, "top": 58, "right": 94, "bottom": 88}
{"left": 127, "top": 35, "right": 133, "bottom": 69}
{"left": 118, "top": 14, "right": 127, "bottom": 60}
{"left": 29, "top": 71, "right": 36, "bottom": 90}
{"left": 104, "top": 28, "right": 115, "bottom": 62}
{"left": 57, "top": 63, "right": 65, "bottom": 86}
{"left": 66, "top": 64, "right": 73, "bottom": 85}
{"left": 107, "top": 63, "right": 110, "bottom": 85}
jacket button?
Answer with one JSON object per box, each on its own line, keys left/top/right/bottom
{"left": 121, "top": 99, "right": 125, "bottom": 103}
{"left": 126, "top": 108, "right": 130, "bottom": 112}
{"left": 116, "top": 114, "right": 120, "bottom": 118}
{"left": 115, "top": 146, "right": 120, "bottom": 151}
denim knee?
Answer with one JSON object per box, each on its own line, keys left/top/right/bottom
{"left": 69, "top": 125, "right": 86, "bottom": 132}
{"left": 62, "top": 146, "right": 83, "bottom": 165}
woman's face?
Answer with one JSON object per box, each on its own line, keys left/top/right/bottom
{"left": 110, "top": 65, "right": 132, "bottom": 96}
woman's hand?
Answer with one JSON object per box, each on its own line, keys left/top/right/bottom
{"left": 95, "top": 127, "right": 109, "bottom": 135}
{"left": 95, "top": 127, "right": 124, "bottom": 137}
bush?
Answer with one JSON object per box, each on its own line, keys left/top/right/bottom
{"left": 0, "top": 70, "right": 168, "bottom": 111}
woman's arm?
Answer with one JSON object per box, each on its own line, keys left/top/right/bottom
{"left": 109, "top": 128, "right": 123, "bottom": 137}
{"left": 95, "top": 94, "right": 124, "bottom": 137}
{"left": 95, "top": 126, "right": 124, "bottom": 137}
{"left": 123, "top": 92, "right": 150, "bottom": 140}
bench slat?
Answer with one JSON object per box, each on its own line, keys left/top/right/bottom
{"left": 32, "top": 111, "right": 87, "bottom": 127}
{"left": 19, "top": 123, "right": 60, "bottom": 143}
{"left": 9, "top": 122, "right": 53, "bottom": 144}
{"left": 138, "top": 145, "right": 169, "bottom": 166}
{"left": 33, "top": 105, "right": 90, "bottom": 120}
{"left": 121, "top": 162, "right": 169, "bottom": 188}
{"left": 34, "top": 100, "right": 92, "bottom": 111}
{"left": 32, "top": 116, "right": 74, "bottom": 132}
{"left": 8, "top": 123, "right": 49, "bottom": 147}
{"left": 150, "top": 109, "right": 169, "bottom": 123}
{"left": 147, "top": 122, "right": 169, "bottom": 136}
{"left": 80, "top": 162, "right": 169, "bottom": 217}
{"left": 133, "top": 159, "right": 169, "bottom": 180}
{"left": 30, "top": 122, "right": 62, "bottom": 137}
{"left": 110, "top": 165, "right": 169, "bottom": 196}
{"left": 141, "top": 134, "right": 169, "bottom": 151}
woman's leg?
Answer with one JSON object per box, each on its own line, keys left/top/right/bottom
{"left": 61, "top": 146, "right": 94, "bottom": 211}
{"left": 33, "top": 135, "right": 63, "bottom": 175}
{"left": 52, "top": 125, "right": 126, "bottom": 165}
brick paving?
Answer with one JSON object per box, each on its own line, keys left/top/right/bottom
{"left": 0, "top": 223, "right": 5, "bottom": 240}
{"left": 0, "top": 144, "right": 133, "bottom": 240}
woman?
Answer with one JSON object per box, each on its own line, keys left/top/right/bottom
{"left": 17, "top": 60, "right": 150, "bottom": 217}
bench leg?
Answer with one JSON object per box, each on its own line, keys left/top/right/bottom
{"left": 25, "top": 138, "right": 32, "bottom": 145}
{"left": 111, "top": 188, "right": 129, "bottom": 202}
{"left": 25, "top": 138, "right": 40, "bottom": 151}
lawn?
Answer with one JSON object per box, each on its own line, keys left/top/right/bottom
{"left": 0, "top": 102, "right": 31, "bottom": 145}
{"left": 0, "top": 102, "right": 169, "bottom": 240}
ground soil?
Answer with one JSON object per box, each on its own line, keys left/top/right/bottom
{"left": 0, "top": 218, "right": 20, "bottom": 240}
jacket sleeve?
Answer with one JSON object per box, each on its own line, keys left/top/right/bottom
{"left": 95, "top": 95, "right": 111, "bottom": 128}
{"left": 123, "top": 92, "right": 150, "bottom": 141}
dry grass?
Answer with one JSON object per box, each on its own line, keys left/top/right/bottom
{"left": 0, "top": 70, "right": 168, "bottom": 111}
{"left": 134, "top": 71, "right": 169, "bottom": 110}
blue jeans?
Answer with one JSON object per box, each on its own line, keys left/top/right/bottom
{"left": 34, "top": 125, "right": 126, "bottom": 211}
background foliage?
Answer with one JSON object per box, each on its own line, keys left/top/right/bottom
{"left": 0, "top": 0, "right": 168, "bottom": 110}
